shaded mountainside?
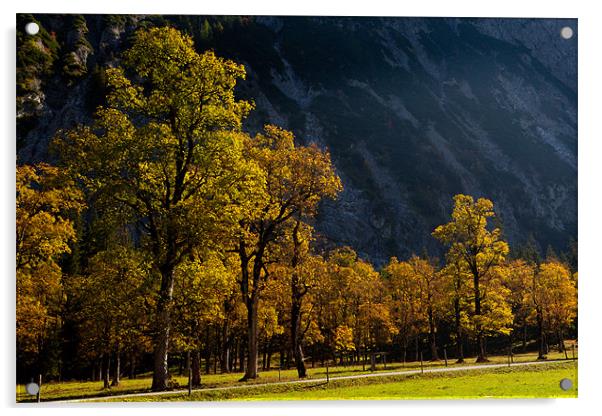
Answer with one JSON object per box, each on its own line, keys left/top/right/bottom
{"left": 17, "top": 15, "right": 577, "bottom": 265}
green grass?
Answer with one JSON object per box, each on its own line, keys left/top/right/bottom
{"left": 248, "top": 362, "right": 578, "bottom": 400}
{"left": 112, "top": 361, "right": 578, "bottom": 401}
{"left": 16, "top": 350, "right": 577, "bottom": 402}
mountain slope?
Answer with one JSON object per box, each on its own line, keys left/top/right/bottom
{"left": 17, "top": 15, "right": 577, "bottom": 264}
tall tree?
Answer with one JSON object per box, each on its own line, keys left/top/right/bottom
{"left": 383, "top": 257, "right": 423, "bottom": 363}
{"left": 16, "top": 163, "right": 83, "bottom": 378}
{"left": 408, "top": 256, "right": 443, "bottom": 361}
{"left": 383, "top": 256, "right": 442, "bottom": 361}
{"left": 525, "top": 261, "right": 577, "bottom": 359}
{"left": 54, "top": 27, "right": 260, "bottom": 390}
{"left": 503, "top": 259, "right": 536, "bottom": 353}
{"left": 318, "top": 248, "right": 395, "bottom": 365}
{"left": 270, "top": 220, "right": 322, "bottom": 378}
{"left": 432, "top": 194, "right": 509, "bottom": 362}
{"left": 235, "top": 125, "right": 341, "bottom": 380}
{"left": 171, "top": 252, "right": 237, "bottom": 385}
{"left": 74, "top": 245, "right": 152, "bottom": 388}
{"left": 439, "top": 258, "right": 471, "bottom": 362}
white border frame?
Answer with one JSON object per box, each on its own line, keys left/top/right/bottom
{"left": 2, "top": 1, "right": 601, "bottom": 415}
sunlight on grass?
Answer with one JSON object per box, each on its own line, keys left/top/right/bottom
{"left": 17, "top": 350, "right": 577, "bottom": 402}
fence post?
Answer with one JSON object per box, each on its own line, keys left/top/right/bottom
{"left": 444, "top": 348, "right": 448, "bottom": 367}
{"left": 420, "top": 351, "right": 424, "bottom": 374}
{"left": 278, "top": 366, "right": 281, "bottom": 381}
{"left": 37, "top": 374, "right": 42, "bottom": 403}
{"left": 326, "top": 363, "right": 329, "bottom": 383}
{"left": 572, "top": 344, "right": 576, "bottom": 361}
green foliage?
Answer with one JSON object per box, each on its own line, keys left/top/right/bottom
{"left": 73, "top": 245, "right": 153, "bottom": 361}
{"left": 172, "top": 253, "right": 238, "bottom": 351}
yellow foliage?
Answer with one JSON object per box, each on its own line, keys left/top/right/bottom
{"left": 16, "top": 163, "right": 83, "bottom": 356}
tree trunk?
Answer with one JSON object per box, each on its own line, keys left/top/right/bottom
{"left": 222, "top": 344, "right": 231, "bottom": 374}
{"left": 151, "top": 266, "right": 175, "bottom": 391}
{"left": 111, "top": 349, "right": 120, "bottom": 387}
{"left": 291, "top": 295, "right": 307, "bottom": 378}
{"left": 220, "top": 323, "right": 231, "bottom": 373}
{"left": 242, "top": 297, "right": 259, "bottom": 380}
{"left": 476, "top": 333, "right": 487, "bottom": 362}
{"left": 428, "top": 307, "right": 439, "bottom": 361}
{"left": 289, "top": 220, "right": 308, "bottom": 378}
{"left": 102, "top": 354, "right": 110, "bottom": 389}
{"left": 454, "top": 298, "right": 464, "bottom": 363}
{"left": 557, "top": 329, "right": 566, "bottom": 353}
{"left": 266, "top": 345, "right": 273, "bottom": 371}
{"left": 537, "top": 309, "right": 546, "bottom": 360}
{"left": 544, "top": 334, "right": 549, "bottom": 354}
{"left": 191, "top": 350, "right": 201, "bottom": 387}
{"left": 473, "top": 269, "right": 488, "bottom": 362}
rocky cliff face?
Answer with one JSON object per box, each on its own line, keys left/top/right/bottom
{"left": 17, "top": 15, "right": 577, "bottom": 265}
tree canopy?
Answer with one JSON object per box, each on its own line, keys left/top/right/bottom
{"left": 16, "top": 27, "right": 577, "bottom": 388}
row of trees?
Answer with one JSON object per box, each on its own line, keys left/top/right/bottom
{"left": 16, "top": 27, "right": 577, "bottom": 390}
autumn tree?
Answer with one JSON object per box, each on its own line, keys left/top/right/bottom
{"left": 316, "top": 247, "right": 395, "bottom": 365}
{"left": 256, "top": 289, "right": 285, "bottom": 371}
{"left": 525, "top": 261, "right": 577, "bottom": 359}
{"left": 74, "top": 245, "right": 152, "bottom": 388}
{"left": 53, "top": 27, "right": 261, "bottom": 390}
{"left": 312, "top": 248, "right": 355, "bottom": 363}
{"left": 234, "top": 125, "right": 341, "bottom": 380}
{"left": 383, "top": 256, "right": 443, "bottom": 361}
{"left": 171, "top": 252, "right": 237, "bottom": 385}
{"left": 16, "top": 163, "right": 83, "bottom": 378}
{"left": 472, "top": 265, "right": 514, "bottom": 346}
{"left": 439, "top": 258, "right": 471, "bottom": 362}
{"left": 408, "top": 256, "right": 444, "bottom": 360}
{"left": 433, "top": 195, "right": 509, "bottom": 362}
{"left": 269, "top": 220, "right": 326, "bottom": 378}
{"left": 503, "top": 259, "right": 536, "bottom": 352}
{"left": 383, "top": 258, "right": 422, "bottom": 362}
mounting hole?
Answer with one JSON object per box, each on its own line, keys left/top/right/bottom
{"left": 24, "top": 22, "right": 40, "bottom": 36}
{"left": 560, "top": 26, "right": 574, "bottom": 40}
{"left": 25, "top": 382, "right": 40, "bottom": 395}
{"left": 559, "top": 378, "right": 573, "bottom": 391}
